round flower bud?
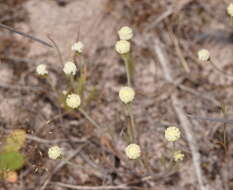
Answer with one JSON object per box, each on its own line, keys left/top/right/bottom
{"left": 66, "top": 93, "right": 81, "bottom": 109}
{"left": 63, "top": 61, "right": 77, "bottom": 75}
{"left": 197, "top": 49, "right": 210, "bottom": 61}
{"left": 115, "top": 40, "right": 130, "bottom": 54}
{"left": 36, "top": 64, "right": 48, "bottom": 76}
{"left": 72, "top": 41, "right": 84, "bottom": 53}
{"left": 227, "top": 3, "right": 233, "bottom": 17}
{"left": 125, "top": 144, "right": 141, "bottom": 159}
{"left": 118, "top": 26, "right": 133, "bottom": 40}
{"left": 165, "top": 126, "right": 181, "bottom": 142}
{"left": 48, "top": 146, "right": 62, "bottom": 160}
{"left": 173, "top": 151, "right": 184, "bottom": 162}
{"left": 119, "top": 86, "right": 135, "bottom": 104}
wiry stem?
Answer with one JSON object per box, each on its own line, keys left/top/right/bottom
{"left": 221, "top": 104, "right": 228, "bottom": 152}
{"left": 127, "top": 103, "right": 136, "bottom": 143}
{"left": 122, "top": 53, "right": 137, "bottom": 143}
{"left": 122, "top": 54, "right": 133, "bottom": 87}
{"left": 209, "top": 60, "right": 233, "bottom": 78}
{"left": 79, "top": 108, "right": 101, "bottom": 129}
{"left": 47, "top": 35, "right": 64, "bottom": 66}
{"left": 0, "top": 23, "right": 53, "bottom": 48}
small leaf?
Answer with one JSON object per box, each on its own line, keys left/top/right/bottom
{"left": 0, "top": 151, "right": 24, "bottom": 171}
{"left": 3, "top": 129, "right": 26, "bottom": 152}
{"left": 77, "top": 66, "right": 86, "bottom": 97}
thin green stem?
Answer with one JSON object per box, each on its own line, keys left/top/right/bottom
{"left": 79, "top": 108, "right": 101, "bottom": 129}
{"left": 122, "top": 53, "right": 137, "bottom": 143}
{"left": 231, "top": 16, "right": 233, "bottom": 27}
{"left": 172, "top": 142, "right": 176, "bottom": 153}
{"left": 138, "top": 158, "right": 145, "bottom": 170}
{"left": 166, "top": 142, "right": 176, "bottom": 171}
{"left": 122, "top": 54, "right": 133, "bottom": 86}
{"left": 65, "top": 74, "right": 75, "bottom": 92}
{"left": 70, "top": 74, "right": 75, "bottom": 90}
{"left": 124, "top": 58, "right": 131, "bottom": 86}
{"left": 47, "top": 76, "right": 59, "bottom": 97}
{"left": 47, "top": 35, "right": 64, "bottom": 66}
{"left": 77, "top": 59, "right": 86, "bottom": 98}
{"left": 78, "top": 108, "right": 115, "bottom": 141}
{"left": 62, "top": 159, "right": 90, "bottom": 170}
{"left": 221, "top": 104, "right": 228, "bottom": 152}
{"left": 64, "top": 160, "right": 80, "bottom": 168}
{"left": 139, "top": 154, "right": 150, "bottom": 172}
{"left": 209, "top": 60, "right": 233, "bottom": 78}
{"left": 223, "top": 125, "right": 227, "bottom": 148}
{"left": 127, "top": 103, "right": 136, "bottom": 143}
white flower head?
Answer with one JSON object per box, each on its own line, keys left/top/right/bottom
{"left": 119, "top": 86, "right": 135, "bottom": 104}
{"left": 63, "top": 61, "right": 77, "bottom": 75}
{"left": 66, "top": 93, "right": 81, "bottom": 109}
{"left": 125, "top": 144, "right": 141, "bottom": 159}
{"left": 227, "top": 3, "right": 233, "bottom": 17}
{"left": 165, "top": 126, "right": 181, "bottom": 142}
{"left": 115, "top": 40, "right": 130, "bottom": 54}
{"left": 48, "top": 146, "right": 62, "bottom": 160}
{"left": 118, "top": 26, "right": 133, "bottom": 40}
{"left": 173, "top": 151, "right": 184, "bottom": 162}
{"left": 198, "top": 49, "right": 210, "bottom": 61}
{"left": 36, "top": 64, "right": 48, "bottom": 76}
{"left": 72, "top": 41, "right": 84, "bottom": 53}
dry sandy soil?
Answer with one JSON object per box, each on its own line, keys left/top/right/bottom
{"left": 1, "top": 0, "right": 233, "bottom": 190}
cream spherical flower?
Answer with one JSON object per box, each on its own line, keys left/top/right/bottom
{"left": 119, "top": 86, "right": 135, "bottom": 104}
{"left": 66, "top": 93, "right": 81, "bottom": 109}
{"left": 198, "top": 49, "right": 210, "bottom": 61}
{"left": 118, "top": 26, "right": 133, "bottom": 40}
{"left": 125, "top": 144, "right": 141, "bottom": 159}
{"left": 72, "top": 41, "right": 84, "bottom": 53}
{"left": 115, "top": 40, "right": 130, "bottom": 54}
{"left": 48, "top": 146, "right": 62, "bottom": 160}
{"left": 165, "top": 126, "right": 181, "bottom": 142}
{"left": 36, "top": 64, "right": 48, "bottom": 76}
{"left": 227, "top": 3, "right": 233, "bottom": 17}
{"left": 63, "top": 61, "right": 77, "bottom": 75}
{"left": 173, "top": 151, "right": 184, "bottom": 162}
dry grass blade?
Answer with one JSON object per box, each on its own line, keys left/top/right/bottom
{"left": 168, "top": 28, "right": 190, "bottom": 73}
{"left": 50, "top": 182, "right": 133, "bottom": 190}
{"left": 47, "top": 35, "right": 64, "bottom": 65}
{"left": 187, "top": 114, "right": 233, "bottom": 124}
{"left": 0, "top": 23, "right": 53, "bottom": 48}
{"left": 26, "top": 134, "right": 87, "bottom": 144}
{"left": 145, "top": 7, "right": 173, "bottom": 32}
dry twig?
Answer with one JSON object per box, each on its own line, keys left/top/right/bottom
{"left": 50, "top": 182, "right": 133, "bottom": 190}
{"left": 26, "top": 134, "right": 87, "bottom": 144}
{"left": 0, "top": 23, "right": 53, "bottom": 48}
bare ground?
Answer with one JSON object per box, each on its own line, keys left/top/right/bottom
{"left": 1, "top": 0, "right": 233, "bottom": 190}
